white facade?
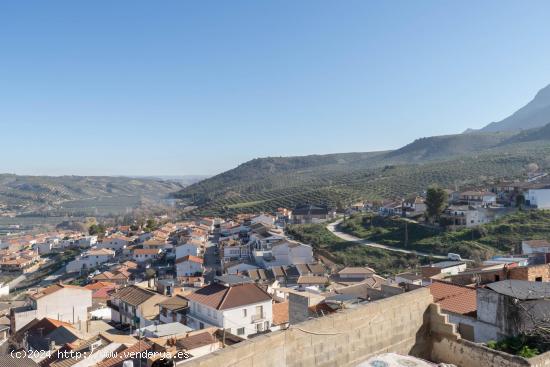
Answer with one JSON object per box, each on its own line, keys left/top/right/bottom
{"left": 186, "top": 299, "right": 272, "bottom": 339}
{"left": 78, "top": 236, "right": 98, "bottom": 248}
{"left": 66, "top": 249, "right": 116, "bottom": 273}
{"left": 176, "top": 243, "right": 201, "bottom": 258}
{"left": 526, "top": 189, "right": 550, "bottom": 209}
{"left": 222, "top": 244, "right": 250, "bottom": 262}
{"left": 270, "top": 241, "right": 313, "bottom": 266}
{"left": 176, "top": 260, "right": 204, "bottom": 277}
{"left": 36, "top": 242, "right": 53, "bottom": 255}
{"left": 0, "top": 282, "right": 9, "bottom": 297}
{"left": 97, "top": 237, "right": 128, "bottom": 251}
{"left": 12, "top": 286, "right": 92, "bottom": 331}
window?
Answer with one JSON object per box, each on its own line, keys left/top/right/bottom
{"left": 535, "top": 276, "right": 543, "bottom": 282}
{"left": 494, "top": 275, "right": 500, "bottom": 281}
{"left": 243, "top": 309, "right": 247, "bottom": 317}
{"left": 199, "top": 322, "right": 204, "bottom": 329}
{"left": 255, "top": 305, "right": 263, "bottom": 318}
{"left": 237, "top": 327, "right": 245, "bottom": 335}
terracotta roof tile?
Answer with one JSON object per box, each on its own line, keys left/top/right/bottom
{"left": 185, "top": 283, "right": 271, "bottom": 310}
{"left": 428, "top": 281, "right": 477, "bottom": 316}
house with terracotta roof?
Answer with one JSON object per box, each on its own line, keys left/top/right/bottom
{"left": 92, "top": 270, "right": 130, "bottom": 285}
{"left": 132, "top": 248, "right": 162, "bottom": 263}
{"left": 185, "top": 280, "right": 273, "bottom": 339}
{"left": 11, "top": 284, "right": 92, "bottom": 332}
{"left": 96, "top": 235, "right": 130, "bottom": 252}
{"left": 176, "top": 255, "right": 204, "bottom": 277}
{"left": 428, "top": 280, "right": 500, "bottom": 343}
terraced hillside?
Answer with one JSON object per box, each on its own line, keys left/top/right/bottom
{"left": 178, "top": 141, "right": 550, "bottom": 216}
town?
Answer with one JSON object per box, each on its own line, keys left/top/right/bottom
{"left": 0, "top": 171, "right": 549, "bottom": 367}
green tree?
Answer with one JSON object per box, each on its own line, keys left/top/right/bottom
{"left": 89, "top": 223, "right": 106, "bottom": 236}
{"left": 516, "top": 194, "right": 525, "bottom": 209}
{"left": 425, "top": 186, "right": 447, "bottom": 222}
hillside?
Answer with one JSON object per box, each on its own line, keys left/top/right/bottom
{"left": 0, "top": 175, "right": 184, "bottom": 216}
{"left": 385, "top": 131, "right": 514, "bottom": 162}
{"left": 177, "top": 141, "right": 550, "bottom": 215}
{"left": 178, "top": 81, "right": 550, "bottom": 216}
{"left": 479, "top": 83, "right": 550, "bottom": 132}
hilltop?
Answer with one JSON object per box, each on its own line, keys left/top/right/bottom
{"left": 478, "top": 83, "right": 550, "bottom": 132}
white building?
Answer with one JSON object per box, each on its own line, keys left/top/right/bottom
{"left": 270, "top": 240, "right": 313, "bottom": 265}
{"left": 96, "top": 236, "right": 128, "bottom": 251}
{"left": 526, "top": 188, "right": 550, "bottom": 209}
{"left": 176, "top": 255, "right": 204, "bottom": 277}
{"left": 185, "top": 280, "right": 273, "bottom": 339}
{"left": 11, "top": 284, "right": 92, "bottom": 332}
{"left": 0, "top": 282, "right": 9, "bottom": 297}
{"left": 66, "top": 248, "right": 116, "bottom": 273}
{"left": 175, "top": 242, "right": 201, "bottom": 259}
{"left": 521, "top": 239, "right": 550, "bottom": 255}
{"left": 132, "top": 248, "right": 162, "bottom": 263}
{"left": 77, "top": 235, "right": 98, "bottom": 248}
{"left": 35, "top": 242, "right": 53, "bottom": 255}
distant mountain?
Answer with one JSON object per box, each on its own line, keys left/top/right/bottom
{"left": 479, "top": 84, "right": 550, "bottom": 132}
{"left": 0, "top": 175, "right": 184, "bottom": 216}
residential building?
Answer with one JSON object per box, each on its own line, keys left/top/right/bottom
{"left": 402, "top": 196, "right": 426, "bottom": 217}
{"left": 158, "top": 295, "right": 189, "bottom": 324}
{"left": 109, "top": 285, "right": 167, "bottom": 328}
{"left": 458, "top": 191, "right": 497, "bottom": 206}
{"left": 421, "top": 261, "right": 467, "bottom": 278}
{"left": 66, "top": 248, "right": 116, "bottom": 273}
{"left": 176, "top": 255, "right": 204, "bottom": 277}
{"left": 292, "top": 204, "right": 334, "bottom": 224}
{"left": 96, "top": 235, "right": 129, "bottom": 252}
{"left": 185, "top": 278, "right": 273, "bottom": 339}
{"left": 132, "top": 248, "right": 162, "bottom": 263}
{"left": 11, "top": 283, "right": 92, "bottom": 332}
{"left": 522, "top": 239, "right": 550, "bottom": 255}
{"left": 175, "top": 241, "right": 201, "bottom": 259}
{"left": 525, "top": 187, "right": 550, "bottom": 209}
{"left": 477, "top": 280, "right": 550, "bottom": 339}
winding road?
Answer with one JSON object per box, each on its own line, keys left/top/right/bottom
{"left": 326, "top": 219, "right": 448, "bottom": 259}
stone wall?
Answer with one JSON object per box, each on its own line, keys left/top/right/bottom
{"left": 183, "top": 288, "right": 434, "bottom": 367}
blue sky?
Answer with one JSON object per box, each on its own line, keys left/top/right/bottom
{"left": 1, "top": 1, "right": 550, "bottom": 176}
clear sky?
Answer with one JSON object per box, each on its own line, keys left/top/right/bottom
{"left": 2, "top": 1, "right": 550, "bottom": 176}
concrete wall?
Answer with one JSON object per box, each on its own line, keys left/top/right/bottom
{"left": 182, "top": 288, "right": 434, "bottom": 367}
{"left": 428, "top": 302, "right": 549, "bottom": 367}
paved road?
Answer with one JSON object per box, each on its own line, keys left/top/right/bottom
{"left": 326, "top": 219, "right": 448, "bottom": 259}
